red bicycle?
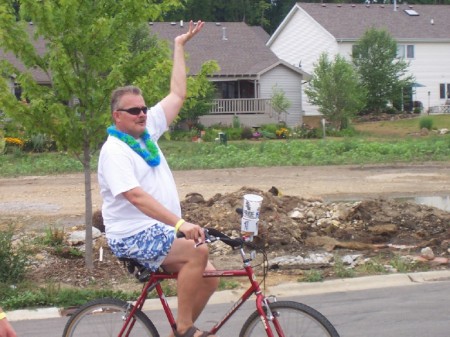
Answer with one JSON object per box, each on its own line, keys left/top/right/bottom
{"left": 62, "top": 228, "right": 340, "bottom": 337}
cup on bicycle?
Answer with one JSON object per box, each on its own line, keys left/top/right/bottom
{"left": 241, "top": 194, "right": 263, "bottom": 238}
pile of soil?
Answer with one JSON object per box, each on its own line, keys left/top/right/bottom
{"left": 25, "top": 186, "right": 449, "bottom": 289}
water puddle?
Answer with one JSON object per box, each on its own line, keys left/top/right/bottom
{"left": 409, "top": 196, "right": 450, "bottom": 212}
{"left": 327, "top": 195, "right": 450, "bottom": 212}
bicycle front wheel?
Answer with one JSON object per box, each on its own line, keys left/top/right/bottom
{"left": 239, "top": 300, "right": 340, "bottom": 337}
{"left": 62, "top": 298, "right": 159, "bottom": 337}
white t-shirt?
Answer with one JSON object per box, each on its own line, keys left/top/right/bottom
{"left": 98, "top": 103, "right": 181, "bottom": 239}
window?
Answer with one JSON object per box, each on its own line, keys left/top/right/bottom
{"left": 440, "top": 83, "right": 450, "bottom": 99}
{"left": 406, "top": 45, "right": 414, "bottom": 58}
{"left": 397, "top": 45, "right": 415, "bottom": 59}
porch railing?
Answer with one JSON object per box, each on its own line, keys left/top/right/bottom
{"left": 210, "top": 98, "right": 273, "bottom": 115}
{"left": 429, "top": 105, "right": 450, "bottom": 114}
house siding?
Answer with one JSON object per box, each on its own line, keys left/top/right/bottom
{"left": 260, "top": 65, "right": 303, "bottom": 126}
{"left": 269, "top": 8, "right": 338, "bottom": 116}
{"left": 405, "top": 42, "right": 450, "bottom": 108}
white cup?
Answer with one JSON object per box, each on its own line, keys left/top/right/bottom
{"left": 242, "top": 194, "right": 263, "bottom": 220}
{"left": 241, "top": 218, "right": 259, "bottom": 235}
{"left": 241, "top": 194, "right": 263, "bottom": 237}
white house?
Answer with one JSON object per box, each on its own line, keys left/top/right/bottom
{"left": 267, "top": 3, "right": 450, "bottom": 115}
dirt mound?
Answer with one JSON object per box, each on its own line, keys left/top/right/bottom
{"left": 182, "top": 187, "right": 450, "bottom": 256}
{"left": 26, "top": 187, "right": 449, "bottom": 289}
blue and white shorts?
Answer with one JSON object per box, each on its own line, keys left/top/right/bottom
{"left": 108, "top": 223, "right": 175, "bottom": 272}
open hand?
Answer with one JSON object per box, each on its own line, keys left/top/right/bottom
{"left": 175, "top": 20, "right": 204, "bottom": 46}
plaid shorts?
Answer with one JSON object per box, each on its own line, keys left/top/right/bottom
{"left": 107, "top": 223, "right": 175, "bottom": 272}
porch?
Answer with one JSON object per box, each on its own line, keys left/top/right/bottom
{"left": 429, "top": 105, "right": 450, "bottom": 114}
{"left": 210, "top": 98, "right": 274, "bottom": 115}
{"left": 200, "top": 98, "right": 279, "bottom": 127}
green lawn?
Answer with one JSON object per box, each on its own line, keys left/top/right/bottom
{"left": 1, "top": 114, "right": 450, "bottom": 177}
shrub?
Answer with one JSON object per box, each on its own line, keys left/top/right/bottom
{"left": 419, "top": 117, "right": 433, "bottom": 130}
{"left": 241, "top": 127, "right": 253, "bottom": 140}
{"left": 232, "top": 115, "right": 240, "bottom": 128}
{"left": 0, "top": 228, "right": 28, "bottom": 284}
{"left": 23, "top": 134, "right": 57, "bottom": 152}
{"left": 261, "top": 124, "right": 278, "bottom": 134}
{"left": 224, "top": 127, "right": 242, "bottom": 141}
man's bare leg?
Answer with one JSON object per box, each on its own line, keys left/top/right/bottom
{"left": 163, "top": 238, "right": 219, "bottom": 336}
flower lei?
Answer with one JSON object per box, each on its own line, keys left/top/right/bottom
{"left": 107, "top": 125, "right": 160, "bottom": 167}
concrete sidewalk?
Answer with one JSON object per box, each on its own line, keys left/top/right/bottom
{"left": 7, "top": 269, "right": 450, "bottom": 321}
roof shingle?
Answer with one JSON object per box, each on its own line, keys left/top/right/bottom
{"left": 149, "top": 22, "right": 280, "bottom": 76}
{"left": 296, "top": 3, "right": 450, "bottom": 40}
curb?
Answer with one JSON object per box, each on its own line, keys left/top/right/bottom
{"left": 6, "top": 269, "right": 450, "bottom": 322}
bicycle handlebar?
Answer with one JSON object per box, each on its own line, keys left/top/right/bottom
{"left": 176, "top": 227, "right": 245, "bottom": 249}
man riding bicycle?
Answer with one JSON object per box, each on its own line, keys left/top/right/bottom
{"left": 98, "top": 20, "right": 219, "bottom": 337}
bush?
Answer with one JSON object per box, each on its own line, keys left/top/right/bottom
{"left": 241, "top": 127, "right": 253, "bottom": 139}
{"left": 23, "top": 134, "right": 57, "bottom": 152}
{"left": 224, "top": 127, "right": 242, "bottom": 141}
{"left": 419, "top": 117, "right": 433, "bottom": 130}
{"left": 0, "top": 228, "right": 28, "bottom": 284}
{"left": 261, "top": 124, "right": 278, "bottom": 134}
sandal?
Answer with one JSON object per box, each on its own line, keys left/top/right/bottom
{"left": 174, "top": 326, "right": 214, "bottom": 337}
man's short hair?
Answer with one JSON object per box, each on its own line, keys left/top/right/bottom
{"left": 110, "top": 86, "right": 142, "bottom": 113}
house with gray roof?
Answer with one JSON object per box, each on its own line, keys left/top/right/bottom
{"left": 267, "top": 3, "right": 450, "bottom": 115}
{"left": 150, "top": 21, "right": 310, "bottom": 127}
{"left": 1, "top": 21, "right": 310, "bottom": 128}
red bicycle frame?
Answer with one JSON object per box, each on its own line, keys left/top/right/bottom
{"left": 118, "top": 254, "right": 280, "bottom": 337}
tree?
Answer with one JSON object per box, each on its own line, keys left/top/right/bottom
{"left": 270, "top": 85, "right": 291, "bottom": 123}
{"left": 352, "top": 27, "right": 414, "bottom": 114}
{"left": 179, "top": 60, "right": 219, "bottom": 129}
{"left": 305, "top": 53, "right": 366, "bottom": 130}
{"left": 0, "top": 0, "right": 217, "bottom": 269}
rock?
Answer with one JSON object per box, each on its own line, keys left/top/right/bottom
{"left": 67, "top": 227, "right": 102, "bottom": 246}
{"left": 368, "top": 224, "right": 398, "bottom": 235}
{"left": 269, "top": 253, "right": 334, "bottom": 270}
{"left": 430, "top": 257, "right": 449, "bottom": 265}
{"left": 305, "top": 236, "right": 338, "bottom": 251}
{"left": 185, "top": 192, "right": 205, "bottom": 203}
{"left": 420, "top": 247, "right": 435, "bottom": 260}
{"left": 342, "top": 254, "right": 362, "bottom": 267}
{"left": 289, "top": 209, "right": 304, "bottom": 219}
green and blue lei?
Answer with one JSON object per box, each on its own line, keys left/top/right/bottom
{"left": 107, "top": 126, "right": 160, "bottom": 167}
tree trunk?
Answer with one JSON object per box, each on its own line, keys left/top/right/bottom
{"left": 83, "top": 142, "right": 94, "bottom": 270}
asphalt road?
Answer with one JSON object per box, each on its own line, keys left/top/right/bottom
{"left": 10, "top": 276, "right": 450, "bottom": 337}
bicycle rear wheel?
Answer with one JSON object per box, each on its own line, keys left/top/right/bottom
{"left": 62, "top": 298, "right": 159, "bottom": 337}
{"left": 239, "top": 300, "right": 340, "bottom": 337}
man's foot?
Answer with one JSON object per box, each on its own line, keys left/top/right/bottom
{"left": 173, "top": 326, "right": 217, "bottom": 337}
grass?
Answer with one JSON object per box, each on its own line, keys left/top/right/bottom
{"left": 353, "top": 114, "right": 450, "bottom": 138}
{"left": 1, "top": 114, "right": 450, "bottom": 177}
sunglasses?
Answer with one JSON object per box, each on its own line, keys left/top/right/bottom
{"left": 117, "top": 106, "right": 148, "bottom": 115}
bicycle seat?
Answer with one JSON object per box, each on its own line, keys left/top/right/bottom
{"left": 118, "top": 257, "right": 153, "bottom": 283}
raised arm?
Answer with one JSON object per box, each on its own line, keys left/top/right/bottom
{"left": 160, "top": 20, "right": 205, "bottom": 125}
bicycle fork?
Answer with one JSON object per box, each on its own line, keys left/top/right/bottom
{"left": 257, "top": 294, "right": 286, "bottom": 337}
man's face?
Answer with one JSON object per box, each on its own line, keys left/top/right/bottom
{"left": 113, "top": 93, "right": 147, "bottom": 139}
